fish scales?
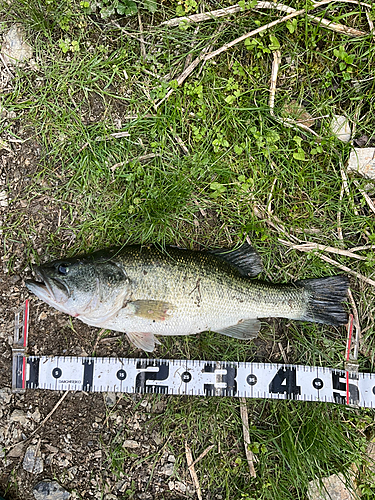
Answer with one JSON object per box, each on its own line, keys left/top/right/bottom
{"left": 25, "top": 243, "right": 349, "bottom": 352}
{"left": 110, "top": 246, "right": 304, "bottom": 331}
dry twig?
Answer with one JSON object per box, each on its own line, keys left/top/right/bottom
{"left": 347, "top": 288, "right": 362, "bottom": 357}
{"left": 337, "top": 183, "right": 345, "bottom": 241}
{"left": 269, "top": 50, "right": 320, "bottom": 137}
{"left": 161, "top": 4, "right": 243, "bottom": 26}
{"left": 162, "top": 1, "right": 367, "bottom": 37}
{"left": 278, "top": 343, "right": 288, "bottom": 364}
{"left": 205, "top": 7, "right": 307, "bottom": 62}
{"left": 171, "top": 128, "right": 189, "bottom": 155}
{"left": 287, "top": 242, "right": 367, "bottom": 260}
{"left": 253, "top": 204, "right": 302, "bottom": 243}
{"left": 7, "top": 391, "right": 70, "bottom": 451}
{"left": 240, "top": 398, "right": 257, "bottom": 477}
{"left": 266, "top": 177, "right": 277, "bottom": 215}
{"left": 353, "top": 180, "right": 375, "bottom": 215}
{"left": 92, "top": 328, "right": 106, "bottom": 354}
{"left": 184, "top": 26, "right": 200, "bottom": 71}
{"left": 158, "top": 0, "right": 367, "bottom": 108}
{"left": 350, "top": 245, "right": 375, "bottom": 252}
{"left": 269, "top": 50, "right": 281, "bottom": 116}
{"left": 366, "top": 11, "right": 374, "bottom": 33}
{"left": 255, "top": 1, "right": 367, "bottom": 37}
{"left": 185, "top": 441, "right": 203, "bottom": 500}
{"left": 111, "top": 21, "right": 155, "bottom": 45}
{"left": 0, "top": 52, "right": 13, "bottom": 77}
{"left": 189, "top": 444, "right": 215, "bottom": 469}
{"left": 279, "top": 239, "right": 375, "bottom": 287}
{"left": 340, "top": 166, "right": 371, "bottom": 239}
{"left": 138, "top": 12, "right": 146, "bottom": 60}
{"left": 311, "top": 0, "right": 371, "bottom": 8}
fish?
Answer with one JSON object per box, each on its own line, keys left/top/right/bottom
{"left": 25, "top": 242, "right": 349, "bottom": 352}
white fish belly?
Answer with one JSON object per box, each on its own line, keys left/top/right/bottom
{"left": 99, "top": 279, "right": 307, "bottom": 336}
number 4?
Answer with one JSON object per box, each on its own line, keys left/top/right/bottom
{"left": 269, "top": 367, "right": 301, "bottom": 398}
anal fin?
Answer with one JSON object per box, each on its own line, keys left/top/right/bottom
{"left": 127, "top": 331, "right": 161, "bottom": 352}
{"left": 215, "top": 319, "right": 261, "bottom": 340}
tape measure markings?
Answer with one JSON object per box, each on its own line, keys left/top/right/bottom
{"left": 9, "top": 354, "right": 374, "bottom": 407}
{"left": 12, "top": 302, "right": 373, "bottom": 407}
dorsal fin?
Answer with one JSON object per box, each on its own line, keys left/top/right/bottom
{"left": 209, "top": 241, "right": 262, "bottom": 278}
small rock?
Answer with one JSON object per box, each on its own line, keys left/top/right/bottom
{"left": 23, "top": 444, "right": 44, "bottom": 474}
{"left": 33, "top": 480, "right": 70, "bottom": 500}
{"left": 67, "top": 466, "right": 78, "bottom": 480}
{"left": 114, "top": 480, "right": 127, "bottom": 493}
{"left": 153, "top": 433, "right": 163, "bottom": 446}
{"left": 91, "top": 450, "right": 102, "bottom": 460}
{"left": 38, "top": 312, "right": 48, "bottom": 321}
{"left": 347, "top": 147, "right": 375, "bottom": 180}
{"left": 103, "top": 495, "right": 118, "bottom": 500}
{"left": 104, "top": 392, "right": 116, "bottom": 407}
{"left": 9, "top": 274, "right": 21, "bottom": 284}
{"left": 167, "top": 454, "right": 176, "bottom": 463}
{"left": 1, "top": 24, "right": 33, "bottom": 65}
{"left": 44, "top": 444, "right": 59, "bottom": 454}
{"left": 161, "top": 462, "right": 174, "bottom": 476}
{"left": 31, "top": 408, "right": 41, "bottom": 423}
{"left": 307, "top": 473, "right": 356, "bottom": 500}
{"left": 122, "top": 440, "right": 139, "bottom": 449}
{"left": 137, "top": 494, "right": 152, "bottom": 500}
{"left": 10, "top": 409, "right": 27, "bottom": 424}
{"left": 55, "top": 456, "right": 70, "bottom": 468}
{"left": 8, "top": 442, "right": 25, "bottom": 458}
{"left": 168, "top": 481, "right": 175, "bottom": 491}
{"left": 0, "top": 388, "right": 12, "bottom": 405}
{"left": 0, "top": 190, "right": 8, "bottom": 207}
{"left": 330, "top": 115, "right": 351, "bottom": 143}
{"left": 175, "top": 481, "right": 187, "bottom": 493}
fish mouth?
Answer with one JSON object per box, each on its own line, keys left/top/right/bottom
{"left": 25, "top": 267, "right": 70, "bottom": 304}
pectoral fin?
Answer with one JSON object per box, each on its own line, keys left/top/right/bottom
{"left": 215, "top": 319, "right": 261, "bottom": 339}
{"left": 131, "top": 300, "right": 174, "bottom": 321}
{"left": 127, "top": 331, "right": 161, "bottom": 352}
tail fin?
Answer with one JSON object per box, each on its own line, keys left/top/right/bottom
{"left": 297, "top": 275, "right": 349, "bottom": 326}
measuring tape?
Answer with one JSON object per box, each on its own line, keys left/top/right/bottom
{"left": 12, "top": 302, "right": 373, "bottom": 407}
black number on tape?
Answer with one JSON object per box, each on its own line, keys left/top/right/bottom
{"left": 247, "top": 374, "right": 257, "bottom": 386}
{"left": 117, "top": 369, "right": 127, "bottom": 381}
{"left": 135, "top": 361, "right": 169, "bottom": 394}
{"left": 332, "top": 371, "right": 359, "bottom": 405}
{"left": 52, "top": 367, "right": 62, "bottom": 379}
{"left": 269, "top": 367, "right": 301, "bottom": 399}
{"left": 26, "top": 358, "right": 40, "bottom": 389}
{"left": 203, "top": 363, "right": 237, "bottom": 396}
{"left": 313, "top": 378, "right": 324, "bottom": 390}
{"left": 181, "top": 372, "right": 192, "bottom": 383}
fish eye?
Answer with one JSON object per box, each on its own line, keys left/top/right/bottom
{"left": 57, "top": 264, "right": 69, "bottom": 276}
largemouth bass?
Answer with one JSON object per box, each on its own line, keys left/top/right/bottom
{"left": 26, "top": 243, "right": 349, "bottom": 352}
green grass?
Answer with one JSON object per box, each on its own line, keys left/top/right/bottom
{"left": 2, "top": 0, "right": 375, "bottom": 498}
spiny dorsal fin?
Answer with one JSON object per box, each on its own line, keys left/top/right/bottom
{"left": 209, "top": 241, "right": 262, "bottom": 278}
